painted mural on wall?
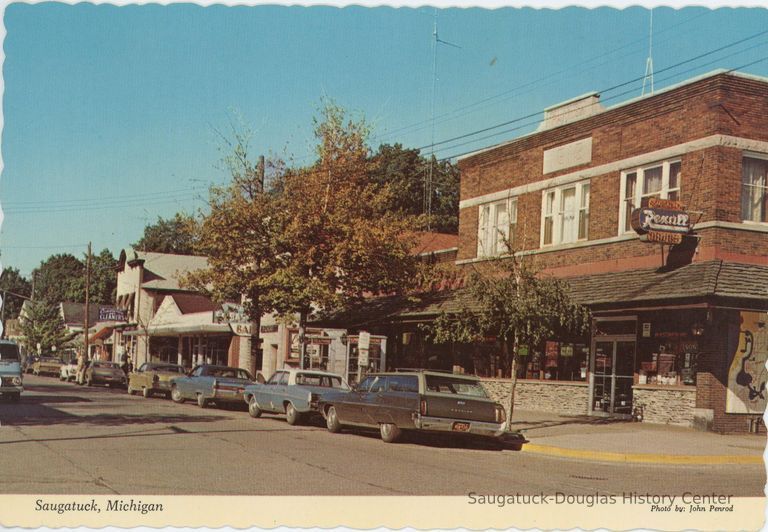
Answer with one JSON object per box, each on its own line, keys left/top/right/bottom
{"left": 726, "top": 311, "right": 768, "bottom": 414}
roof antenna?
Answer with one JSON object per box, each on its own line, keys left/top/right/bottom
{"left": 425, "top": 10, "right": 460, "bottom": 232}
{"left": 642, "top": 8, "right": 654, "bottom": 96}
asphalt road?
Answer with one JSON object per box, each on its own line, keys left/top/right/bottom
{"left": 0, "top": 375, "right": 764, "bottom": 496}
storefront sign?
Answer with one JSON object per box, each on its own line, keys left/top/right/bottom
{"left": 560, "top": 344, "right": 574, "bottom": 357}
{"left": 98, "top": 307, "right": 127, "bottom": 322}
{"left": 642, "top": 323, "right": 651, "bottom": 338}
{"left": 260, "top": 324, "right": 279, "bottom": 334}
{"left": 631, "top": 197, "right": 691, "bottom": 244}
{"left": 213, "top": 303, "right": 253, "bottom": 337}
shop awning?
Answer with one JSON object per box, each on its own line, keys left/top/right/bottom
{"left": 311, "top": 260, "right": 768, "bottom": 329}
{"left": 122, "top": 323, "right": 231, "bottom": 337}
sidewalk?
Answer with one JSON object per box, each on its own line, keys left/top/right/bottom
{"left": 506, "top": 409, "right": 766, "bottom": 465}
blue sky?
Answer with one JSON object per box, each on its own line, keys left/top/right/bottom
{"left": 2, "top": 3, "right": 768, "bottom": 275}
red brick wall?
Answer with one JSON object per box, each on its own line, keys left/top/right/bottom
{"left": 457, "top": 73, "right": 768, "bottom": 272}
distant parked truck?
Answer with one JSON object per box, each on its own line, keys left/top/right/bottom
{"left": 0, "top": 340, "right": 24, "bottom": 402}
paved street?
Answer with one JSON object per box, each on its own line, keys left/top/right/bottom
{"left": 0, "top": 375, "right": 764, "bottom": 496}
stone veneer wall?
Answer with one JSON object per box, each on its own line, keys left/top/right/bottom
{"left": 632, "top": 386, "right": 696, "bottom": 426}
{"left": 481, "top": 379, "right": 589, "bottom": 415}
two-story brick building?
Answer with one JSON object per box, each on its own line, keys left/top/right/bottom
{"left": 454, "top": 69, "right": 767, "bottom": 433}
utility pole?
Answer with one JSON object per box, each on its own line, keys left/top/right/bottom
{"left": 84, "top": 242, "right": 91, "bottom": 360}
{"left": 258, "top": 154, "right": 265, "bottom": 193}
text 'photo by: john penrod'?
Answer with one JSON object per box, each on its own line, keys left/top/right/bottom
{"left": 0, "top": 1, "right": 766, "bottom": 531}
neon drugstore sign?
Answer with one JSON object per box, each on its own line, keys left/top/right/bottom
{"left": 631, "top": 197, "right": 692, "bottom": 245}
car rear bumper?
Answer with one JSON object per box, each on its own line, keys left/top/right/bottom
{"left": 212, "top": 390, "right": 245, "bottom": 403}
{"left": 93, "top": 375, "right": 127, "bottom": 384}
{"left": 413, "top": 414, "right": 506, "bottom": 438}
{"left": 0, "top": 385, "right": 23, "bottom": 394}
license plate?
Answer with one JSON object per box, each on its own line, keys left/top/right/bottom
{"left": 453, "top": 422, "right": 471, "bottom": 432}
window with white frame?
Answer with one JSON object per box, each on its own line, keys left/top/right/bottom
{"left": 540, "top": 182, "right": 590, "bottom": 246}
{"left": 477, "top": 198, "right": 517, "bottom": 257}
{"left": 619, "top": 160, "right": 681, "bottom": 234}
{"left": 742, "top": 155, "right": 768, "bottom": 223}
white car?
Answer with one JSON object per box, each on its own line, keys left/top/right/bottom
{"left": 60, "top": 361, "right": 78, "bottom": 382}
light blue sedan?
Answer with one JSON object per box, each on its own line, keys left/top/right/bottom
{"left": 170, "top": 364, "right": 254, "bottom": 408}
{"left": 243, "top": 369, "right": 349, "bottom": 425}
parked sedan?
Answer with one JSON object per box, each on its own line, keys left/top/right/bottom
{"left": 33, "top": 356, "right": 63, "bottom": 377}
{"left": 243, "top": 369, "right": 349, "bottom": 425}
{"left": 84, "top": 361, "right": 127, "bottom": 388}
{"left": 318, "top": 370, "right": 507, "bottom": 443}
{"left": 127, "top": 362, "right": 186, "bottom": 398}
{"left": 59, "top": 360, "right": 78, "bottom": 382}
{"left": 170, "top": 364, "right": 253, "bottom": 408}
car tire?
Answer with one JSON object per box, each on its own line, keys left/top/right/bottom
{"left": 142, "top": 387, "right": 152, "bottom": 399}
{"left": 380, "top": 423, "right": 402, "bottom": 443}
{"left": 325, "top": 406, "right": 342, "bottom": 433}
{"left": 197, "top": 394, "right": 209, "bottom": 408}
{"left": 248, "top": 396, "right": 262, "bottom": 418}
{"left": 171, "top": 386, "right": 185, "bottom": 404}
{"left": 285, "top": 403, "right": 301, "bottom": 425}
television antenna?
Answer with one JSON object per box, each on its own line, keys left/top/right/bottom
{"left": 642, "top": 9, "right": 655, "bottom": 96}
{"left": 425, "top": 10, "right": 460, "bottom": 231}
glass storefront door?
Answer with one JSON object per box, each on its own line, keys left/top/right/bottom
{"left": 590, "top": 339, "right": 636, "bottom": 416}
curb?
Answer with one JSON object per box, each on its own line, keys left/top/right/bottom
{"left": 520, "top": 443, "right": 764, "bottom": 465}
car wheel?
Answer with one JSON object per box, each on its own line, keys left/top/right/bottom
{"left": 197, "top": 394, "right": 209, "bottom": 408}
{"left": 285, "top": 403, "right": 301, "bottom": 426}
{"left": 248, "top": 396, "right": 262, "bottom": 418}
{"left": 142, "top": 387, "right": 152, "bottom": 399}
{"left": 325, "top": 406, "right": 342, "bottom": 433}
{"left": 171, "top": 386, "right": 185, "bottom": 404}
{"left": 380, "top": 423, "right": 402, "bottom": 443}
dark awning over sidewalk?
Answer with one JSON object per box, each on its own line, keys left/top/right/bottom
{"left": 311, "top": 260, "right": 768, "bottom": 329}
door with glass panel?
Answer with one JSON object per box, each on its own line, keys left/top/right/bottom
{"left": 590, "top": 340, "right": 636, "bottom": 416}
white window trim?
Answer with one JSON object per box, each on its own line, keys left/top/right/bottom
{"left": 618, "top": 159, "right": 681, "bottom": 235}
{"left": 540, "top": 181, "right": 590, "bottom": 248}
{"left": 477, "top": 197, "right": 518, "bottom": 258}
{"left": 741, "top": 151, "right": 768, "bottom": 225}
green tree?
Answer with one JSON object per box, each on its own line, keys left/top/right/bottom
{"left": 19, "top": 300, "right": 76, "bottom": 354}
{"left": 32, "top": 254, "right": 85, "bottom": 304}
{"left": 90, "top": 249, "right": 118, "bottom": 305}
{"left": 425, "top": 253, "right": 590, "bottom": 430}
{"left": 132, "top": 213, "right": 202, "bottom": 255}
{"left": 0, "top": 267, "right": 32, "bottom": 320}
{"left": 368, "top": 143, "right": 460, "bottom": 233}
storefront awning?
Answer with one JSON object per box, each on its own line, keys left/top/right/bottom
{"left": 122, "top": 323, "right": 231, "bottom": 337}
{"left": 311, "top": 260, "right": 768, "bottom": 329}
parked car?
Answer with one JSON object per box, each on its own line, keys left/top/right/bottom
{"left": 127, "top": 362, "right": 186, "bottom": 398}
{"left": 170, "top": 364, "right": 254, "bottom": 408}
{"left": 59, "top": 360, "right": 78, "bottom": 382}
{"left": 84, "top": 361, "right": 127, "bottom": 388}
{"left": 243, "top": 368, "right": 349, "bottom": 425}
{"left": 22, "top": 355, "right": 39, "bottom": 374}
{"left": 33, "top": 356, "right": 63, "bottom": 377}
{"left": 317, "top": 370, "right": 507, "bottom": 444}
{"left": 0, "top": 340, "right": 23, "bottom": 402}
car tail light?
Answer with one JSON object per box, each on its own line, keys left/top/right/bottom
{"left": 420, "top": 399, "right": 428, "bottom": 416}
{"left": 495, "top": 405, "right": 506, "bottom": 424}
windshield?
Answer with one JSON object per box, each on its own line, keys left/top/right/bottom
{"left": 0, "top": 344, "right": 20, "bottom": 361}
{"left": 425, "top": 375, "right": 489, "bottom": 398}
{"left": 155, "top": 365, "right": 185, "bottom": 373}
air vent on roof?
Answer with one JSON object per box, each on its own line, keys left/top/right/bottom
{"left": 538, "top": 92, "right": 604, "bottom": 131}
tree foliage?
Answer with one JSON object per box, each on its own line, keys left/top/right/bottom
{"left": 368, "top": 143, "right": 460, "bottom": 233}
{"left": 132, "top": 213, "right": 202, "bottom": 255}
{"left": 32, "top": 254, "right": 85, "bottom": 304}
{"left": 90, "top": 249, "right": 118, "bottom": 305}
{"left": 425, "top": 253, "right": 591, "bottom": 428}
{"left": 0, "top": 267, "right": 32, "bottom": 320}
{"left": 19, "top": 300, "right": 76, "bottom": 354}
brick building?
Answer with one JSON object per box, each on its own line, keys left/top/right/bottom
{"left": 454, "top": 70, "right": 767, "bottom": 433}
